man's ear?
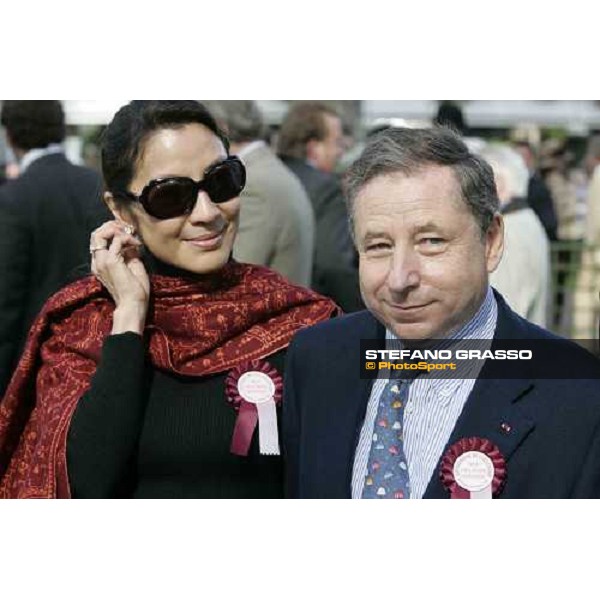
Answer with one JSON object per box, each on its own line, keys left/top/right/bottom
{"left": 306, "top": 139, "right": 320, "bottom": 164}
{"left": 485, "top": 213, "right": 504, "bottom": 274}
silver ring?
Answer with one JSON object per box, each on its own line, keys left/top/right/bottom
{"left": 89, "top": 244, "right": 107, "bottom": 254}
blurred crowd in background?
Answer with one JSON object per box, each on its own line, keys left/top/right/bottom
{"left": 1, "top": 99, "right": 600, "bottom": 345}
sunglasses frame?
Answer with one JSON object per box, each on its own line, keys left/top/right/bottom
{"left": 118, "top": 155, "right": 246, "bottom": 219}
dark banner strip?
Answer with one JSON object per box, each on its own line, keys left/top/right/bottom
{"left": 359, "top": 339, "right": 600, "bottom": 380}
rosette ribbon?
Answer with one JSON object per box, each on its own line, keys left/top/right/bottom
{"left": 225, "top": 360, "right": 283, "bottom": 456}
{"left": 440, "top": 437, "right": 507, "bottom": 499}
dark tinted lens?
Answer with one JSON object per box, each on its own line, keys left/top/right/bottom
{"left": 144, "top": 179, "right": 196, "bottom": 219}
{"left": 203, "top": 159, "right": 246, "bottom": 203}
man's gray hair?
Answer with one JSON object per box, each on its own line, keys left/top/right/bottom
{"left": 202, "top": 100, "right": 264, "bottom": 144}
{"left": 344, "top": 127, "right": 500, "bottom": 235}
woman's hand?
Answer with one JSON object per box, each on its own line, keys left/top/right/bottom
{"left": 90, "top": 220, "right": 149, "bottom": 335}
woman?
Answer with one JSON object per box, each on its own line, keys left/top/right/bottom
{"left": 0, "top": 101, "right": 338, "bottom": 498}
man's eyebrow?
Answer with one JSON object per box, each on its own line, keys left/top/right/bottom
{"left": 413, "top": 221, "right": 445, "bottom": 234}
{"left": 361, "top": 231, "right": 389, "bottom": 243}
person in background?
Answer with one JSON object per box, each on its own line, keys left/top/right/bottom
{"left": 583, "top": 135, "right": 600, "bottom": 246}
{"left": 0, "top": 101, "right": 337, "bottom": 498}
{"left": 205, "top": 101, "right": 315, "bottom": 286}
{"left": 540, "top": 139, "right": 585, "bottom": 331}
{"left": 0, "top": 101, "right": 108, "bottom": 397}
{"left": 573, "top": 134, "right": 600, "bottom": 338}
{"left": 513, "top": 140, "right": 558, "bottom": 242}
{"left": 541, "top": 138, "right": 584, "bottom": 243}
{"left": 0, "top": 164, "right": 20, "bottom": 187}
{"left": 277, "top": 101, "right": 362, "bottom": 312}
{"left": 479, "top": 143, "right": 550, "bottom": 327}
{"left": 434, "top": 101, "right": 467, "bottom": 136}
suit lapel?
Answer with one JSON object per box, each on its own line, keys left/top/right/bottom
{"left": 423, "top": 376, "right": 536, "bottom": 498}
{"left": 324, "top": 312, "right": 384, "bottom": 498}
{"left": 423, "top": 293, "right": 537, "bottom": 499}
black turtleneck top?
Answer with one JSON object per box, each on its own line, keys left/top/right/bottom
{"left": 66, "top": 255, "right": 285, "bottom": 498}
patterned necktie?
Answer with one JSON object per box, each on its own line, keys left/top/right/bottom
{"left": 361, "top": 378, "right": 411, "bottom": 499}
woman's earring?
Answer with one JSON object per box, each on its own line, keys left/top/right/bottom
{"left": 123, "top": 224, "right": 135, "bottom": 236}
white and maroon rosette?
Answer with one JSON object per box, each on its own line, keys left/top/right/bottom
{"left": 225, "top": 360, "right": 283, "bottom": 456}
{"left": 440, "top": 437, "right": 506, "bottom": 499}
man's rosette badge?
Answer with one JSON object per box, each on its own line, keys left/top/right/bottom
{"left": 440, "top": 437, "right": 506, "bottom": 499}
{"left": 226, "top": 360, "right": 283, "bottom": 456}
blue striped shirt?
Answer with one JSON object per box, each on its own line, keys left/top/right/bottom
{"left": 351, "top": 287, "right": 498, "bottom": 499}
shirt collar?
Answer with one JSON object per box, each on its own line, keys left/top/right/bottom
{"left": 19, "top": 143, "right": 64, "bottom": 173}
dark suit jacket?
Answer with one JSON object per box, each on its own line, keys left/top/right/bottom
{"left": 0, "top": 153, "right": 108, "bottom": 396}
{"left": 279, "top": 156, "right": 363, "bottom": 313}
{"left": 283, "top": 292, "right": 600, "bottom": 498}
{"left": 528, "top": 172, "right": 558, "bottom": 242}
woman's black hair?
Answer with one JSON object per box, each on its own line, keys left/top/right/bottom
{"left": 101, "top": 100, "right": 229, "bottom": 197}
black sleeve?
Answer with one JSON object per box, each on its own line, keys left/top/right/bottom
{"left": 314, "top": 179, "right": 356, "bottom": 271}
{"left": 0, "top": 189, "right": 30, "bottom": 397}
{"left": 528, "top": 175, "right": 558, "bottom": 242}
{"left": 312, "top": 179, "right": 364, "bottom": 312}
{"left": 67, "top": 332, "right": 148, "bottom": 498}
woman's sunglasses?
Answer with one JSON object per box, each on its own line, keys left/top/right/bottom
{"left": 119, "top": 156, "right": 246, "bottom": 220}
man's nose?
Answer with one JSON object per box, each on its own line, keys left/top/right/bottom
{"left": 386, "top": 247, "right": 420, "bottom": 293}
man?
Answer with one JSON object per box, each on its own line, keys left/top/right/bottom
{"left": 434, "top": 100, "right": 467, "bottom": 136}
{"left": 0, "top": 101, "right": 108, "bottom": 396}
{"left": 283, "top": 127, "right": 600, "bottom": 499}
{"left": 513, "top": 140, "right": 558, "bottom": 242}
{"left": 277, "top": 101, "right": 362, "bottom": 311}
{"left": 538, "top": 139, "right": 585, "bottom": 331}
{"left": 481, "top": 143, "right": 550, "bottom": 327}
{"left": 205, "top": 100, "right": 315, "bottom": 286}
{"left": 583, "top": 134, "right": 600, "bottom": 247}
{"left": 573, "top": 135, "right": 600, "bottom": 338}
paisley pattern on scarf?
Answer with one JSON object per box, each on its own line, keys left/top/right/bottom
{"left": 0, "top": 262, "right": 338, "bottom": 498}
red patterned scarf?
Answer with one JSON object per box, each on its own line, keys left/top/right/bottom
{"left": 0, "top": 262, "right": 339, "bottom": 498}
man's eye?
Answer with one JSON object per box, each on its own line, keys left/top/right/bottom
{"left": 365, "top": 243, "right": 391, "bottom": 252}
{"left": 421, "top": 237, "right": 444, "bottom": 245}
